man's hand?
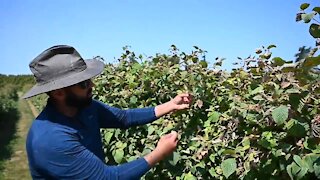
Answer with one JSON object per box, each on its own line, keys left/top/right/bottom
{"left": 169, "top": 93, "right": 193, "bottom": 110}
{"left": 155, "top": 93, "right": 193, "bottom": 117}
{"left": 155, "top": 131, "right": 178, "bottom": 157}
{"left": 144, "top": 131, "right": 178, "bottom": 167}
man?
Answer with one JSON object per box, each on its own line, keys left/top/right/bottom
{"left": 23, "top": 45, "right": 192, "bottom": 179}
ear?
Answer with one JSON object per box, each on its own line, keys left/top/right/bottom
{"left": 50, "top": 89, "right": 65, "bottom": 100}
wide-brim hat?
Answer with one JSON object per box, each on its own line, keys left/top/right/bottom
{"left": 22, "top": 45, "right": 105, "bottom": 99}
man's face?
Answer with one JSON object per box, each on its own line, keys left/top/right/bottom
{"left": 64, "top": 79, "right": 94, "bottom": 109}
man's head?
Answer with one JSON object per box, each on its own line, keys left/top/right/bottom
{"left": 23, "top": 45, "right": 105, "bottom": 100}
{"left": 48, "top": 79, "right": 94, "bottom": 109}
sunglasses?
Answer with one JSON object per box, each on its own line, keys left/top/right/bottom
{"left": 74, "top": 79, "right": 91, "bottom": 89}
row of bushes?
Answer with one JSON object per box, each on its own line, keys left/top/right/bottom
{"left": 0, "top": 85, "right": 19, "bottom": 122}
{"left": 93, "top": 45, "right": 319, "bottom": 180}
{"left": 0, "top": 74, "right": 34, "bottom": 120}
{"left": 92, "top": 3, "right": 320, "bottom": 180}
{"left": 0, "top": 84, "right": 20, "bottom": 173}
{"left": 30, "top": 94, "right": 47, "bottom": 112}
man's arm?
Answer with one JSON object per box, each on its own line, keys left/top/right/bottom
{"left": 31, "top": 130, "right": 178, "bottom": 180}
{"left": 96, "top": 93, "right": 192, "bottom": 129}
{"left": 95, "top": 100, "right": 157, "bottom": 129}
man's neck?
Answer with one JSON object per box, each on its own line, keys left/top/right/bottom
{"left": 48, "top": 98, "right": 78, "bottom": 118}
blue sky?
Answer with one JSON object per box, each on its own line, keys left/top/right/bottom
{"left": 0, "top": 0, "right": 318, "bottom": 75}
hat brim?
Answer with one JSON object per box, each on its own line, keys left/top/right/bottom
{"left": 22, "top": 59, "right": 105, "bottom": 99}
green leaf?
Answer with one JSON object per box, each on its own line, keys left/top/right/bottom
{"left": 199, "top": 60, "right": 208, "bottom": 68}
{"left": 301, "top": 13, "right": 315, "bottom": 23}
{"left": 303, "top": 55, "right": 320, "bottom": 68}
{"left": 291, "top": 163, "right": 301, "bottom": 177}
{"left": 286, "top": 88, "right": 300, "bottom": 94}
{"left": 169, "top": 152, "right": 180, "bottom": 166}
{"left": 209, "top": 167, "right": 217, "bottom": 177}
{"left": 184, "top": 172, "right": 197, "bottom": 180}
{"left": 204, "top": 119, "right": 211, "bottom": 127}
{"left": 313, "top": 7, "right": 320, "bottom": 13}
{"left": 242, "top": 137, "right": 250, "bottom": 147}
{"left": 250, "top": 85, "right": 264, "bottom": 95}
{"left": 287, "top": 120, "right": 307, "bottom": 137}
{"left": 209, "top": 154, "right": 216, "bottom": 163}
{"left": 300, "top": 3, "right": 310, "bottom": 10}
{"left": 114, "top": 149, "right": 124, "bottom": 163}
{"left": 253, "top": 95, "right": 264, "bottom": 101}
{"left": 293, "top": 155, "right": 304, "bottom": 167}
{"left": 208, "top": 111, "right": 220, "bottom": 123}
{"left": 272, "top": 106, "right": 289, "bottom": 125}
{"left": 303, "top": 138, "right": 319, "bottom": 151}
{"left": 267, "top": 44, "right": 277, "bottom": 49}
{"left": 286, "top": 163, "right": 294, "bottom": 180}
{"left": 297, "top": 166, "right": 308, "bottom": 179}
{"left": 293, "top": 155, "right": 309, "bottom": 178}
{"left": 261, "top": 131, "right": 273, "bottom": 140}
{"left": 309, "top": 24, "right": 320, "bottom": 38}
{"left": 192, "top": 57, "right": 198, "bottom": 63}
{"left": 104, "top": 131, "right": 114, "bottom": 144}
{"left": 222, "top": 149, "right": 237, "bottom": 156}
{"left": 314, "top": 161, "right": 320, "bottom": 179}
{"left": 221, "top": 158, "right": 237, "bottom": 178}
{"left": 303, "top": 154, "right": 320, "bottom": 172}
{"left": 130, "top": 96, "right": 138, "bottom": 104}
{"left": 258, "top": 139, "right": 273, "bottom": 149}
{"left": 272, "top": 57, "right": 286, "bottom": 66}
{"left": 280, "top": 143, "right": 292, "bottom": 153}
{"left": 132, "top": 62, "right": 141, "bottom": 72}
{"left": 147, "top": 126, "right": 155, "bottom": 136}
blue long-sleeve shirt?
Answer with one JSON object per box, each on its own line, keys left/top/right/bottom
{"left": 26, "top": 99, "right": 158, "bottom": 180}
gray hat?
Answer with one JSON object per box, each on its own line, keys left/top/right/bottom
{"left": 22, "top": 45, "right": 105, "bottom": 99}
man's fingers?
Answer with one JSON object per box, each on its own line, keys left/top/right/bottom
{"left": 171, "top": 130, "right": 177, "bottom": 136}
{"left": 171, "top": 131, "right": 179, "bottom": 147}
{"left": 183, "top": 96, "right": 189, "bottom": 102}
{"left": 164, "top": 133, "right": 173, "bottom": 139}
{"left": 179, "top": 93, "right": 193, "bottom": 102}
{"left": 179, "top": 93, "right": 192, "bottom": 100}
{"left": 177, "top": 104, "right": 189, "bottom": 109}
{"left": 178, "top": 93, "right": 190, "bottom": 98}
{"left": 174, "top": 140, "right": 178, "bottom": 147}
{"left": 170, "top": 131, "right": 178, "bottom": 141}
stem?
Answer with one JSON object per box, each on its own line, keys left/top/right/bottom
{"left": 312, "top": 18, "right": 320, "bottom": 24}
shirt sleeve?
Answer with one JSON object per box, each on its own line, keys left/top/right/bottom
{"left": 94, "top": 100, "right": 158, "bottom": 129}
{"left": 33, "top": 129, "right": 151, "bottom": 180}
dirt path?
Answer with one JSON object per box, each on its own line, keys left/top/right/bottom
{"left": 27, "top": 100, "right": 38, "bottom": 118}
{"left": 1, "top": 99, "right": 38, "bottom": 180}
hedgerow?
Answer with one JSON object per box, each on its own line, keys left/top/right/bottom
{"left": 93, "top": 3, "right": 320, "bottom": 179}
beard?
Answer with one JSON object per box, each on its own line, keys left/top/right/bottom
{"left": 65, "top": 88, "right": 93, "bottom": 109}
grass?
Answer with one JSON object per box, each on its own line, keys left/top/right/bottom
{"left": 0, "top": 96, "right": 37, "bottom": 180}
